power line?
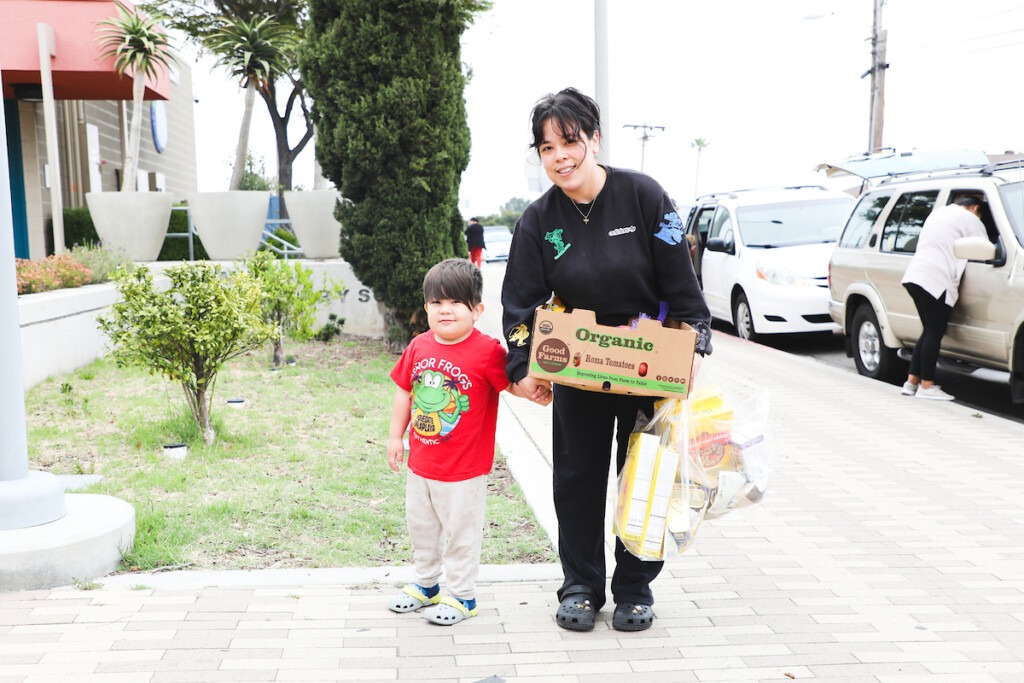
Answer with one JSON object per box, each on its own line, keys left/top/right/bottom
{"left": 897, "top": 25, "right": 1024, "bottom": 52}
{"left": 891, "top": 36, "right": 1024, "bottom": 65}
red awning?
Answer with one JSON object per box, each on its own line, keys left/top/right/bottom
{"left": 0, "top": 0, "right": 172, "bottom": 101}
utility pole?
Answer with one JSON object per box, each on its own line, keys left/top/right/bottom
{"left": 623, "top": 123, "right": 665, "bottom": 172}
{"left": 863, "top": 0, "right": 888, "bottom": 153}
{"left": 594, "top": 0, "right": 610, "bottom": 165}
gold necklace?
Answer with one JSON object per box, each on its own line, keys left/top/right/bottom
{"left": 571, "top": 196, "right": 598, "bottom": 224}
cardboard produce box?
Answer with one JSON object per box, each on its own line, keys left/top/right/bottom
{"left": 528, "top": 306, "right": 697, "bottom": 399}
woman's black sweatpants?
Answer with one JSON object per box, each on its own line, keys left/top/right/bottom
{"left": 904, "top": 282, "right": 952, "bottom": 382}
{"left": 551, "top": 384, "right": 660, "bottom": 610}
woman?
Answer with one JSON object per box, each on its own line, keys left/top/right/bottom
{"left": 501, "top": 88, "right": 712, "bottom": 632}
{"left": 899, "top": 195, "right": 987, "bottom": 400}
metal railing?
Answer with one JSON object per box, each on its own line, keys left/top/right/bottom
{"left": 164, "top": 207, "right": 304, "bottom": 260}
{"left": 261, "top": 219, "right": 304, "bottom": 258}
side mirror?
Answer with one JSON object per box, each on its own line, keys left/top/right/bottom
{"left": 706, "top": 237, "right": 733, "bottom": 254}
{"left": 953, "top": 235, "right": 997, "bottom": 263}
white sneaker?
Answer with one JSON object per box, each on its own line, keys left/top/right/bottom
{"left": 901, "top": 381, "right": 918, "bottom": 396}
{"left": 915, "top": 385, "right": 954, "bottom": 401}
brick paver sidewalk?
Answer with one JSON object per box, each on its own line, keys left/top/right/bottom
{"left": 2, "top": 267, "right": 1023, "bottom": 682}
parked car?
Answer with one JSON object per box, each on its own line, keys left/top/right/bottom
{"left": 683, "top": 186, "right": 855, "bottom": 340}
{"left": 826, "top": 157, "right": 1024, "bottom": 403}
{"left": 483, "top": 225, "right": 512, "bottom": 262}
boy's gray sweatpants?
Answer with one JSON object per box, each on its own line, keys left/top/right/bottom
{"left": 405, "top": 470, "right": 487, "bottom": 600}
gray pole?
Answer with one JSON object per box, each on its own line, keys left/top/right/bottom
{"left": 594, "top": 0, "right": 610, "bottom": 165}
{"left": 867, "top": 0, "right": 888, "bottom": 153}
{"left": 0, "top": 63, "right": 66, "bottom": 529}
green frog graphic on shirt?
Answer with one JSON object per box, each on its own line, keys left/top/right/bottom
{"left": 410, "top": 369, "right": 470, "bottom": 438}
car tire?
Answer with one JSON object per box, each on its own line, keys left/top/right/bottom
{"left": 851, "top": 304, "right": 902, "bottom": 382}
{"left": 732, "top": 292, "right": 759, "bottom": 342}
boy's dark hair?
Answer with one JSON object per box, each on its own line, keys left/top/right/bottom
{"left": 529, "top": 87, "right": 601, "bottom": 153}
{"left": 423, "top": 258, "right": 483, "bottom": 308}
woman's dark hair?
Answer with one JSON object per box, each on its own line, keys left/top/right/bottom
{"left": 953, "top": 195, "right": 983, "bottom": 208}
{"left": 529, "top": 87, "right": 602, "bottom": 152}
{"left": 423, "top": 258, "right": 483, "bottom": 307}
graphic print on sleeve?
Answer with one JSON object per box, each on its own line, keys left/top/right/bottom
{"left": 410, "top": 368, "right": 471, "bottom": 440}
{"left": 654, "top": 211, "right": 685, "bottom": 245}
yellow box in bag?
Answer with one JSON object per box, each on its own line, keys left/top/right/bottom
{"left": 687, "top": 385, "right": 734, "bottom": 480}
{"left": 613, "top": 432, "right": 680, "bottom": 559}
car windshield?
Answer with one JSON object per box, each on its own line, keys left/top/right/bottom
{"left": 997, "top": 182, "right": 1024, "bottom": 247}
{"left": 737, "top": 199, "right": 854, "bottom": 248}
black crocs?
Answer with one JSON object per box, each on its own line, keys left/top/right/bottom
{"left": 555, "top": 586, "right": 596, "bottom": 631}
{"left": 612, "top": 602, "right": 654, "bottom": 631}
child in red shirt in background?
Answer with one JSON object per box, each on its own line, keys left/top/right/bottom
{"left": 386, "top": 258, "right": 551, "bottom": 625}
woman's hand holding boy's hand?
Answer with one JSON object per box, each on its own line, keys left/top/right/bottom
{"left": 514, "top": 375, "right": 553, "bottom": 406}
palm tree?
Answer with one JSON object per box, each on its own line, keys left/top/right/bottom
{"left": 97, "top": 1, "right": 175, "bottom": 192}
{"left": 203, "top": 15, "right": 298, "bottom": 191}
{"left": 691, "top": 138, "right": 709, "bottom": 198}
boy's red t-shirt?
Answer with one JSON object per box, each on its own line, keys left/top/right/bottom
{"left": 390, "top": 328, "right": 510, "bottom": 482}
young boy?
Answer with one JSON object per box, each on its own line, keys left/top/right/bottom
{"left": 386, "top": 258, "right": 551, "bottom": 625}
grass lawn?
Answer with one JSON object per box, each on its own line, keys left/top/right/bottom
{"left": 24, "top": 334, "right": 557, "bottom": 573}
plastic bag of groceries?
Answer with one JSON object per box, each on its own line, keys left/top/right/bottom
{"left": 614, "top": 371, "right": 775, "bottom": 560}
{"left": 612, "top": 398, "right": 686, "bottom": 561}
{"left": 665, "top": 372, "right": 775, "bottom": 556}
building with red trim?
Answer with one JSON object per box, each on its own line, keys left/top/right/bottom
{"left": 2, "top": 0, "right": 197, "bottom": 258}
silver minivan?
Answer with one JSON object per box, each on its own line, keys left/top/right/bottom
{"left": 827, "top": 160, "right": 1024, "bottom": 403}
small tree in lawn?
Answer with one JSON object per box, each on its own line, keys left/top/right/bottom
{"left": 98, "top": 263, "right": 277, "bottom": 444}
{"left": 97, "top": 1, "right": 176, "bottom": 191}
{"left": 244, "top": 251, "right": 345, "bottom": 367}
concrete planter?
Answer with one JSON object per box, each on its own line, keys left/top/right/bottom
{"left": 186, "top": 191, "right": 270, "bottom": 260}
{"left": 17, "top": 271, "right": 168, "bottom": 389}
{"left": 283, "top": 190, "right": 342, "bottom": 259}
{"left": 18, "top": 281, "right": 119, "bottom": 389}
{"left": 85, "top": 192, "right": 174, "bottom": 261}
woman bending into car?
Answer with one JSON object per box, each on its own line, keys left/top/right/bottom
{"left": 900, "top": 195, "right": 987, "bottom": 401}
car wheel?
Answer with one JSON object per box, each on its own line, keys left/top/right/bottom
{"left": 851, "top": 304, "right": 902, "bottom": 382}
{"left": 732, "top": 292, "right": 758, "bottom": 342}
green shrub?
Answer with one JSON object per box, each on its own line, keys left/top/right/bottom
{"left": 63, "top": 207, "right": 100, "bottom": 248}
{"left": 98, "top": 263, "right": 277, "bottom": 444}
{"left": 68, "top": 244, "right": 134, "bottom": 283}
{"left": 244, "top": 251, "right": 345, "bottom": 366}
{"left": 313, "top": 313, "right": 345, "bottom": 342}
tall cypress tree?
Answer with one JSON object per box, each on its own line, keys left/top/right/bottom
{"left": 301, "top": 0, "right": 487, "bottom": 348}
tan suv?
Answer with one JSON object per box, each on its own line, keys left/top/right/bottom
{"left": 827, "top": 161, "right": 1024, "bottom": 403}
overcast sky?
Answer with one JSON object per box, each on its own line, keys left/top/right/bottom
{"left": 189, "top": 0, "right": 1024, "bottom": 216}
